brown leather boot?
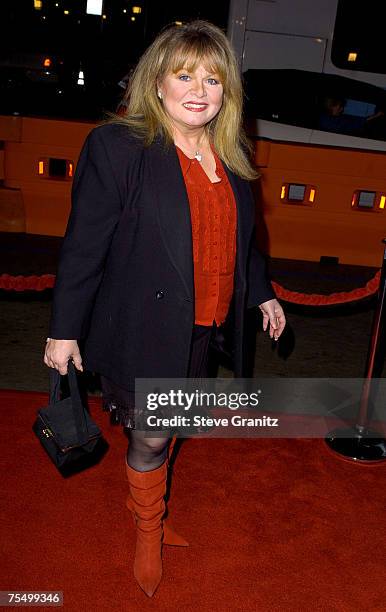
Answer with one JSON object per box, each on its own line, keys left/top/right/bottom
{"left": 125, "top": 460, "right": 167, "bottom": 597}
{"left": 126, "top": 436, "right": 189, "bottom": 547}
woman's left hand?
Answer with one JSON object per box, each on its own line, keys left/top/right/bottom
{"left": 258, "top": 298, "right": 286, "bottom": 341}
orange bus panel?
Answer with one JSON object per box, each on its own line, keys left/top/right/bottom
{"left": 254, "top": 140, "right": 386, "bottom": 267}
{"left": 0, "top": 116, "right": 385, "bottom": 267}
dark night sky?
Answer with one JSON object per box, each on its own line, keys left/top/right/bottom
{"left": 0, "top": 1, "right": 231, "bottom": 118}
{"left": 1, "top": 1, "right": 231, "bottom": 57}
{"left": 1, "top": 1, "right": 384, "bottom": 121}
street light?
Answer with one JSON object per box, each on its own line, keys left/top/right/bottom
{"left": 86, "top": 0, "right": 103, "bottom": 16}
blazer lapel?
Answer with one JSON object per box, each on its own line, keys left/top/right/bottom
{"left": 147, "top": 139, "right": 253, "bottom": 301}
{"left": 147, "top": 137, "right": 194, "bottom": 302}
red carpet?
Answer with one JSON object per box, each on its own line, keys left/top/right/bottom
{"left": 1, "top": 389, "right": 386, "bottom": 611}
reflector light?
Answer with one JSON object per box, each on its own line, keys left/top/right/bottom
{"left": 351, "top": 190, "right": 384, "bottom": 212}
{"left": 43, "top": 58, "right": 51, "bottom": 68}
{"left": 49, "top": 159, "right": 67, "bottom": 177}
{"left": 358, "top": 191, "right": 376, "bottom": 208}
{"left": 175, "top": 21, "right": 183, "bottom": 26}
{"left": 280, "top": 183, "right": 315, "bottom": 206}
{"left": 348, "top": 52, "right": 357, "bottom": 62}
{"left": 38, "top": 158, "right": 74, "bottom": 180}
{"left": 288, "top": 184, "right": 306, "bottom": 201}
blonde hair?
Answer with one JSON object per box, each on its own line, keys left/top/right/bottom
{"left": 108, "top": 20, "right": 257, "bottom": 180}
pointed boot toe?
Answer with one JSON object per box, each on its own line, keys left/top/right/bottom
{"left": 133, "top": 539, "right": 162, "bottom": 597}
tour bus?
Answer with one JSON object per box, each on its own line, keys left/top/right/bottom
{"left": 0, "top": 1, "right": 129, "bottom": 237}
{"left": 228, "top": 0, "right": 386, "bottom": 267}
{"left": 1, "top": 0, "right": 385, "bottom": 267}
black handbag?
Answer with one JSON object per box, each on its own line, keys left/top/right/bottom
{"left": 32, "top": 361, "right": 102, "bottom": 470}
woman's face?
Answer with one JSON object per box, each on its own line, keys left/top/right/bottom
{"left": 158, "top": 63, "right": 224, "bottom": 132}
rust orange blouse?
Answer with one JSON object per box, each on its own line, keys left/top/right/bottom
{"left": 176, "top": 146, "right": 237, "bottom": 326}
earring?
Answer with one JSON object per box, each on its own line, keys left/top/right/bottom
{"left": 158, "top": 91, "right": 162, "bottom": 99}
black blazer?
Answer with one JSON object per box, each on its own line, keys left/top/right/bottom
{"left": 49, "top": 124, "right": 275, "bottom": 389}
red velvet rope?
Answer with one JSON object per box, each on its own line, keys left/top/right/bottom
{"left": 0, "top": 270, "right": 381, "bottom": 306}
{"left": 0, "top": 274, "right": 55, "bottom": 291}
{"left": 271, "top": 270, "right": 380, "bottom": 305}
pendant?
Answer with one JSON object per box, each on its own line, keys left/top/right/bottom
{"left": 194, "top": 151, "right": 202, "bottom": 162}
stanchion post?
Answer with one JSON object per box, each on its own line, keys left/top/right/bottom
{"left": 325, "top": 238, "right": 386, "bottom": 462}
{"left": 357, "top": 238, "right": 386, "bottom": 431}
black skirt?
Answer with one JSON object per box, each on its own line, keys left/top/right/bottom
{"left": 100, "top": 324, "right": 215, "bottom": 428}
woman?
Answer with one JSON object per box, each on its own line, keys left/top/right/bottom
{"left": 44, "top": 20, "right": 286, "bottom": 597}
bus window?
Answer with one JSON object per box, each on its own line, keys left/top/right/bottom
{"left": 243, "top": 69, "right": 386, "bottom": 142}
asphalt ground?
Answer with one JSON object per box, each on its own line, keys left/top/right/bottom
{"left": 0, "top": 232, "right": 385, "bottom": 395}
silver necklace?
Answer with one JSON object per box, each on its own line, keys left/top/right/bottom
{"left": 177, "top": 134, "right": 206, "bottom": 162}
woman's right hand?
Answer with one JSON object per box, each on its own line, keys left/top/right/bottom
{"left": 44, "top": 339, "right": 83, "bottom": 375}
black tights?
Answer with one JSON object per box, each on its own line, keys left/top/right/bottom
{"left": 125, "top": 428, "right": 171, "bottom": 472}
{"left": 122, "top": 325, "right": 213, "bottom": 471}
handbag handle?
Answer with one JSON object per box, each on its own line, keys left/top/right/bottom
{"left": 49, "top": 361, "right": 91, "bottom": 444}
